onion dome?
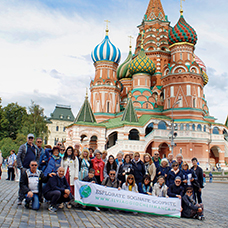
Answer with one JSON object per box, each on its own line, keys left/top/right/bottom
{"left": 194, "top": 55, "right": 208, "bottom": 86}
{"left": 91, "top": 33, "right": 121, "bottom": 64}
{"left": 168, "top": 15, "right": 197, "bottom": 46}
{"left": 202, "top": 71, "right": 209, "bottom": 86}
{"left": 195, "top": 55, "right": 206, "bottom": 72}
{"left": 117, "top": 50, "right": 133, "bottom": 80}
{"left": 128, "top": 48, "right": 156, "bottom": 75}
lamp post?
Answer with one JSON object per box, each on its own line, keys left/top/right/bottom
{"left": 170, "top": 98, "right": 181, "bottom": 154}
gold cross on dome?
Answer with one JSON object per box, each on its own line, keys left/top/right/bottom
{"left": 180, "top": 0, "right": 185, "bottom": 15}
{"left": 104, "top": 20, "right": 110, "bottom": 35}
{"left": 128, "top": 35, "right": 133, "bottom": 50}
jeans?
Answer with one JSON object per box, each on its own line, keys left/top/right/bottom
{"left": 25, "top": 193, "right": 40, "bottom": 210}
{"left": 7, "top": 167, "right": 15, "bottom": 180}
{"left": 44, "top": 190, "right": 72, "bottom": 207}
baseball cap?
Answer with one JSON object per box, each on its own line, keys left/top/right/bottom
{"left": 27, "top": 133, "right": 35, "bottom": 138}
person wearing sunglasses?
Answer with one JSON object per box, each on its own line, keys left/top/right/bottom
{"left": 181, "top": 187, "right": 204, "bottom": 220}
{"left": 20, "top": 160, "right": 55, "bottom": 210}
{"left": 122, "top": 174, "right": 138, "bottom": 192}
{"left": 17, "top": 133, "right": 40, "bottom": 205}
{"left": 167, "top": 161, "right": 183, "bottom": 187}
{"left": 59, "top": 146, "right": 65, "bottom": 158}
{"left": 182, "top": 162, "right": 198, "bottom": 193}
{"left": 138, "top": 174, "right": 153, "bottom": 195}
{"left": 167, "top": 176, "right": 184, "bottom": 199}
{"left": 132, "top": 152, "right": 145, "bottom": 186}
{"left": 152, "top": 151, "right": 161, "bottom": 169}
{"left": 101, "top": 169, "right": 121, "bottom": 189}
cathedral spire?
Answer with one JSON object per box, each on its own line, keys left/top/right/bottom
{"left": 145, "top": 0, "right": 165, "bottom": 21}
{"left": 121, "top": 92, "right": 138, "bottom": 122}
{"left": 74, "top": 91, "right": 96, "bottom": 123}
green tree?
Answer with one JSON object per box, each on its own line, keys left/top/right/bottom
{"left": 3, "top": 102, "right": 27, "bottom": 140}
{"left": 0, "top": 137, "right": 18, "bottom": 158}
{"left": 0, "top": 98, "right": 9, "bottom": 140}
{"left": 21, "top": 101, "right": 49, "bottom": 139}
{"left": 14, "top": 133, "right": 27, "bottom": 147}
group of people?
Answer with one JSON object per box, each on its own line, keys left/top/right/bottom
{"left": 2, "top": 133, "right": 205, "bottom": 219}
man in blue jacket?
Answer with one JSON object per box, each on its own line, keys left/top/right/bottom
{"left": 17, "top": 133, "right": 40, "bottom": 205}
{"left": 43, "top": 167, "right": 74, "bottom": 212}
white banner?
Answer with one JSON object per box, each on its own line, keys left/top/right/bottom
{"left": 74, "top": 180, "right": 181, "bottom": 218}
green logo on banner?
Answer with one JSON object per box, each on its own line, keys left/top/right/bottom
{"left": 79, "top": 185, "right": 92, "bottom": 198}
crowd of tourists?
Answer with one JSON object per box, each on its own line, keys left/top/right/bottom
{"left": 0, "top": 133, "right": 205, "bottom": 219}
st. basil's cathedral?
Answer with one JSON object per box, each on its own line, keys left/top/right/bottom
{"left": 65, "top": 0, "right": 228, "bottom": 170}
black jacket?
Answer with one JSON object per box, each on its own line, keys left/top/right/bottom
{"left": 167, "top": 184, "right": 184, "bottom": 198}
{"left": 82, "top": 175, "right": 97, "bottom": 183}
{"left": 167, "top": 169, "right": 183, "bottom": 187}
{"left": 43, "top": 175, "right": 70, "bottom": 195}
{"left": 118, "top": 162, "right": 134, "bottom": 184}
{"left": 191, "top": 166, "right": 204, "bottom": 189}
{"left": 132, "top": 160, "right": 145, "bottom": 184}
{"left": 20, "top": 169, "right": 49, "bottom": 201}
{"left": 181, "top": 194, "right": 199, "bottom": 218}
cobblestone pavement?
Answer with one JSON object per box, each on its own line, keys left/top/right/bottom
{"left": 0, "top": 172, "right": 228, "bottom": 228}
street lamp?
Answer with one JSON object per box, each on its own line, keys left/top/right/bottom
{"left": 170, "top": 98, "right": 181, "bottom": 154}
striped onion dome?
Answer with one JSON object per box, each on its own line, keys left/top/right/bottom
{"left": 117, "top": 50, "right": 133, "bottom": 80}
{"left": 91, "top": 34, "right": 121, "bottom": 64}
{"left": 128, "top": 48, "right": 156, "bottom": 76}
{"left": 195, "top": 55, "right": 208, "bottom": 86}
{"left": 168, "top": 15, "right": 197, "bottom": 46}
{"left": 195, "top": 55, "right": 206, "bottom": 72}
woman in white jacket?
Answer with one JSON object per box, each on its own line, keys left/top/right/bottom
{"left": 61, "top": 146, "right": 79, "bottom": 205}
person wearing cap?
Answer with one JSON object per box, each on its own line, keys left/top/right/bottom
{"left": 43, "top": 147, "right": 61, "bottom": 177}
{"left": 17, "top": 134, "right": 40, "bottom": 171}
{"left": 91, "top": 149, "right": 105, "bottom": 184}
{"left": 17, "top": 133, "right": 40, "bottom": 205}
{"left": 167, "top": 176, "right": 184, "bottom": 199}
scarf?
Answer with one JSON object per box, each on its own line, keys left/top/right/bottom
{"left": 142, "top": 184, "right": 150, "bottom": 193}
{"left": 133, "top": 159, "right": 141, "bottom": 164}
{"left": 171, "top": 168, "right": 180, "bottom": 175}
{"left": 52, "top": 155, "right": 60, "bottom": 160}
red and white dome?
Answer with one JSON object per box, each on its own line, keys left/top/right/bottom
{"left": 195, "top": 55, "right": 206, "bottom": 72}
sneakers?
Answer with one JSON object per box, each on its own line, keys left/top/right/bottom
{"left": 66, "top": 203, "right": 72, "bottom": 209}
{"left": 198, "top": 216, "right": 205, "bottom": 220}
{"left": 17, "top": 200, "right": 22, "bottom": 205}
{"left": 48, "top": 205, "right": 57, "bottom": 212}
{"left": 58, "top": 203, "right": 64, "bottom": 209}
{"left": 95, "top": 207, "right": 100, "bottom": 212}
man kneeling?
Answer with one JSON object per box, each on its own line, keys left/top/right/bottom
{"left": 43, "top": 167, "right": 74, "bottom": 212}
{"left": 20, "top": 160, "right": 54, "bottom": 210}
{"left": 182, "top": 187, "right": 204, "bottom": 220}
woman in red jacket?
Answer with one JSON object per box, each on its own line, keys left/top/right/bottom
{"left": 91, "top": 149, "right": 105, "bottom": 184}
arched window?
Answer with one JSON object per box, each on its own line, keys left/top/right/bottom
{"left": 204, "top": 125, "right": 206, "bottom": 132}
{"left": 193, "top": 98, "right": 196, "bottom": 108}
{"left": 128, "top": 129, "right": 140, "bottom": 140}
{"left": 180, "top": 123, "right": 184, "bottom": 131}
{"left": 56, "top": 126, "right": 59, "bottom": 131}
{"left": 192, "top": 124, "right": 195, "bottom": 131}
{"left": 223, "top": 129, "right": 228, "bottom": 135}
{"left": 213, "top": 127, "right": 219, "bottom": 134}
{"left": 107, "top": 101, "right": 110, "bottom": 113}
{"left": 145, "top": 123, "right": 154, "bottom": 136}
{"left": 158, "top": 121, "right": 167, "bottom": 130}
{"left": 197, "top": 124, "right": 202, "bottom": 131}
{"left": 186, "top": 124, "right": 190, "bottom": 131}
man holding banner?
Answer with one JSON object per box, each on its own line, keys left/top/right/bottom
{"left": 75, "top": 179, "right": 181, "bottom": 218}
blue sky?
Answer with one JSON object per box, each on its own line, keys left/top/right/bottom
{"left": 0, "top": 0, "right": 228, "bottom": 124}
